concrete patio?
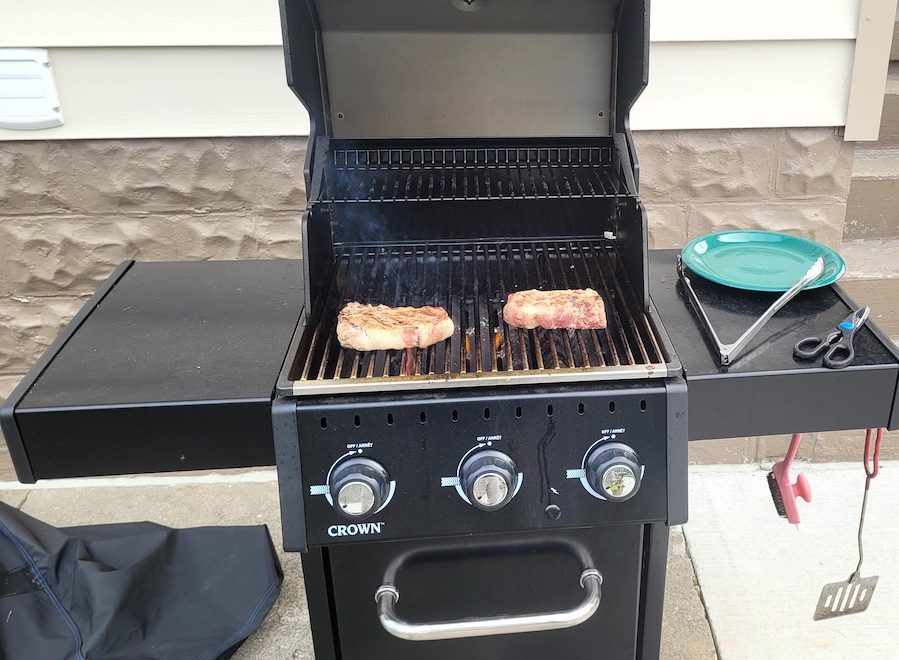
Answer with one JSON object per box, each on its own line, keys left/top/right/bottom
{"left": 0, "top": 460, "right": 894, "bottom": 659}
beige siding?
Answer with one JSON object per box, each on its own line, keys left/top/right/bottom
{"left": 2, "top": 0, "right": 861, "bottom": 47}
{"left": 632, "top": 40, "right": 855, "bottom": 130}
{"left": 0, "top": 0, "right": 878, "bottom": 139}
{"left": 650, "top": 1, "right": 859, "bottom": 41}
{"left": 0, "top": 0, "right": 281, "bottom": 47}
{"left": 0, "top": 47, "right": 307, "bottom": 141}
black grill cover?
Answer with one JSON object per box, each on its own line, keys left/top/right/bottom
{"left": 0, "top": 501, "right": 282, "bottom": 659}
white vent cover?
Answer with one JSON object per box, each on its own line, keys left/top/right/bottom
{"left": 0, "top": 48, "right": 63, "bottom": 130}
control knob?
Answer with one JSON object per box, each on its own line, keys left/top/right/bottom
{"left": 460, "top": 450, "right": 518, "bottom": 511}
{"left": 328, "top": 457, "right": 391, "bottom": 519}
{"left": 586, "top": 443, "right": 642, "bottom": 502}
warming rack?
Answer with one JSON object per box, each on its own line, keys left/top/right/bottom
{"left": 317, "top": 145, "right": 632, "bottom": 203}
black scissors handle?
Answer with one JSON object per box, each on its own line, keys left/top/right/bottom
{"left": 821, "top": 338, "right": 855, "bottom": 369}
{"left": 793, "top": 331, "right": 840, "bottom": 360}
{"left": 793, "top": 307, "right": 869, "bottom": 369}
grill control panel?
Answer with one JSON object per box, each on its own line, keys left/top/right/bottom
{"left": 294, "top": 387, "right": 670, "bottom": 546}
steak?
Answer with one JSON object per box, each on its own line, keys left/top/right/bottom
{"left": 503, "top": 289, "right": 607, "bottom": 330}
{"left": 337, "top": 302, "right": 455, "bottom": 351}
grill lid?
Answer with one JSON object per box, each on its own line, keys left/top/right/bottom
{"left": 280, "top": 0, "right": 648, "bottom": 141}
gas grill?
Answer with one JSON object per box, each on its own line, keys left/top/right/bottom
{"left": 272, "top": 2, "right": 688, "bottom": 658}
{"left": 3, "top": 0, "right": 899, "bottom": 657}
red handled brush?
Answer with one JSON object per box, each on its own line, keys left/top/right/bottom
{"left": 767, "top": 433, "right": 812, "bottom": 524}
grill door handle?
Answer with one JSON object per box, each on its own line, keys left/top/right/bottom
{"left": 374, "top": 568, "right": 602, "bottom": 641}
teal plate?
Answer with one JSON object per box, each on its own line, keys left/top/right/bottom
{"left": 681, "top": 230, "right": 845, "bottom": 292}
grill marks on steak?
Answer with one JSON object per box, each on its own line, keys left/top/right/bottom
{"left": 337, "top": 302, "right": 455, "bottom": 351}
{"left": 502, "top": 289, "right": 607, "bottom": 330}
{"left": 336, "top": 288, "right": 603, "bottom": 352}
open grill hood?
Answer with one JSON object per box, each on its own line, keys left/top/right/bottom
{"left": 280, "top": 0, "right": 649, "bottom": 188}
{"left": 279, "top": 0, "right": 653, "bottom": 306}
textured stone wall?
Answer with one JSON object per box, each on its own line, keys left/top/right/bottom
{"left": 0, "top": 129, "right": 858, "bottom": 463}
{"left": 0, "top": 137, "right": 306, "bottom": 384}
{"left": 637, "top": 128, "right": 854, "bottom": 250}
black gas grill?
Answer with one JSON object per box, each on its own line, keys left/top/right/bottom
{"left": 2, "top": 0, "right": 899, "bottom": 658}
{"left": 273, "top": 1, "right": 687, "bottom": 658}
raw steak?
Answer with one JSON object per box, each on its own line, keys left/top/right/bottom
{"left": 502, "top": 289, "right": 607, "bottom": 330}
{"left": 337, "top": 302, "right": 455, "bottom": 351}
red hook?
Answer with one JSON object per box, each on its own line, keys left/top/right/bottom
{"left": 863, "top": 428, "right": 883, "bottom": 479}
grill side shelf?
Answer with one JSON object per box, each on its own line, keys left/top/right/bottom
{"left": 648, "top": 249, "right": 899, "bottom": 439}
{"left": 0, "top": 262, "right": 135, "bottom": 483}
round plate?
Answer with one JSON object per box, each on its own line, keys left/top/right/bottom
{"left": 681, "top": 230, "right": 845, "bottom": 292}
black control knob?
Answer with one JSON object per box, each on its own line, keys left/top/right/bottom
{"left": 328, "top": 457, "right": 391, "bottom": 519}
{"left": 460, "top": 450, "right": 518, "bottom": 511}
{"left": 586, "top": 443, "right": 642, "bottom": 502}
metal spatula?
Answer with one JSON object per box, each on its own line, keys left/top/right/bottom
{"left": 814, "top": 428, "right": 883, "bottom": 620}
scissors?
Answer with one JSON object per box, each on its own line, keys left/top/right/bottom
{"left": 793, "top": 307, "right": 870, "bottom": 369}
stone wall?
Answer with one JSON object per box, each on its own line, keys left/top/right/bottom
{"left": 0, "top": 137, "right": 306, "bottom": 389}
{"left": 636, "top": 128, "right": 854, "bottom": 250}
{"left": 0, "top": 129, "right": 860, "bottom": 463}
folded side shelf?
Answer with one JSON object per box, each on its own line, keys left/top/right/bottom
{"left": 1, "top": 260, "right": 304, "bottom": 482}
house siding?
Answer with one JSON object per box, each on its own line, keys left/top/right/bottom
{"left": 0, "top": 0, "right": 864, "bottom": 140}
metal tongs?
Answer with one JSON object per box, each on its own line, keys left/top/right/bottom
{"left": 677, "top": 255, "right": 825, "bottom": 365}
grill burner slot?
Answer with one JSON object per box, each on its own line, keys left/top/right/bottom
{"left": 290, "top": 239, "right": 667, "bottom": 395}
{"left": 319, "top": 146, "right": 630, "bottom": 203}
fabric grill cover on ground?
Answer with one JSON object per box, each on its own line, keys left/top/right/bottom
{"left": 0, "top": 501, "right": 282, "bottom": 659}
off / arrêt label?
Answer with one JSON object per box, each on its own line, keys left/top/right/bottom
{"left": 477, "top": 435, "right": 502, "bottom": 442}
{"left": 346, "top": 442, "right": 374, "bottom": 450}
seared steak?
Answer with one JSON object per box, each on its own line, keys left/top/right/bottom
{"left": 337, "top": 302, "right": 455, "bottom": 351}
{"left": 502, "top": 289, "right": 607, "bottom": 330}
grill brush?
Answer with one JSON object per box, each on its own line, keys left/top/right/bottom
{"left": 767, "top": 433, "right": 811, "bottom": 524}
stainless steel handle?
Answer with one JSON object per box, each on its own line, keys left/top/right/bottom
{"left": 374, "top": 568, "right": 603, "bottom": 641}
{"left": 677, "top": 255, "right": 824, "bottom": 365}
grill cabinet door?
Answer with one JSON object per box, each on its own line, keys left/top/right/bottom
{"left": 323, "top": 525, "right": 643, "bottom": 660}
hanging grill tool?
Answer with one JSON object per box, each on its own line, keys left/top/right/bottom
{"left": 677, "top": 256, "right": 824, "bottom": 365}
{"left": 767, "top": 433, "right": 812, "bottom": 524}
{"left": 814, "top": 428, "right": 883, "bottom": 620}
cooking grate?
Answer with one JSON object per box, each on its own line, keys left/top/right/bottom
{"left": 289, "top": 239, "right": 668, "bottom": 395}
{"left": 319, "top": 146, "right": 630, "bottom": 203}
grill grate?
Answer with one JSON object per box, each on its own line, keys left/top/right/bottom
{"left": 290, "top": 239, "right": 667, "bottom": 395}
{"left": 319, "top": 146, "right": 630, "bottom": 203}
